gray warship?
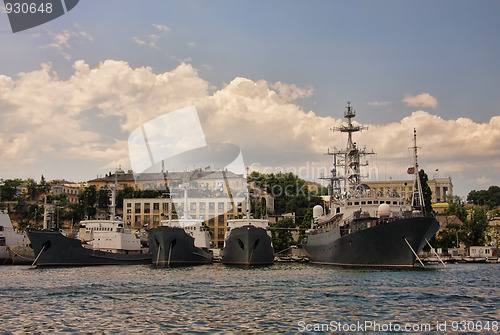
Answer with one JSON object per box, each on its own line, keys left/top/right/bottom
{"left": 302, "top": 102, "right": 439, "bottom": 268}
{"left": 148, "top": 178, "right": 212, "bottom": 267}
{"left": 221, "top": 189, "right": 274, "bottom": 266}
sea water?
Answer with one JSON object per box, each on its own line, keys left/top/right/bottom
{"left": 0, "top": 263, "right": 498, "bottom": 333}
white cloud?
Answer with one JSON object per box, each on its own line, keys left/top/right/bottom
{"left": 367, "top": 101, "right": 391, "bottom": 107}
{"left": 152, "top": 24, "right": 171, "bottom": 35}
{"left": 476, "top": 176, "right": 491, "bottom": 185}
{"left": 270, "top": 81, "right": 313, "bottom": 102}
{"left": 1, "top": 60, "right": 498, "bottom": 194}
{"left": 403, "top": 92, "right": 438, "bottom": 108}
{"left": 42, "top": 24, "right": 93, "bottom": 60}
{"left": 132, "top": 36, "right": 147, "bottom": 46}
{"left": 0, "top": 60, "right": 209, "bottom": 177}
{"left": 133, "top": 24, "right": 171, "bottom": 48}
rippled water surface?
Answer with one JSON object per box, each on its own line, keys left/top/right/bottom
{"left": 0, "top": 263, "right": 499, "bottom": 333}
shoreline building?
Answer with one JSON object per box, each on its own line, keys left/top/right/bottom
{"left": 363, "top": 177, "right": 453, "bottom": 204}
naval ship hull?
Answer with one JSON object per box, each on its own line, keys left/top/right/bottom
{"left": 148, "top": 226, "right": 212, "bottom": 266}
{"left": 222, "top": 225, "right": 274, "bottom": 266}
{"left": 26, "top": 229, "right": 152, "bottom": 267}
{"left": 303, "top": 216, "right": 439, "bottom": 268}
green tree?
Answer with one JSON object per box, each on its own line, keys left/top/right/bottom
{"left": 269, "top": 217, "right": 295, "bottom": 252}
{"left": 38, "top": 175, "right": 51, "bottom": 195}
{"left": 419, "top": 169, "right": 433, "bottom": 214}
{"left": 441, "top": 202, "right": 468, "bottom": 224}
{"left": 79, "top": 185, "right": 97, "bottom": 219}
{"left": 467, "top": 186, "right": 500, "bottom": 209}
{"left": 435, "top": 222, "right": 468, "bottom": 249}
{"left": 25, "top": 178, "right": 39, "bottom": 200}
{"left": 97, "top": 188, "right": 110, "bottom": 209}
{"left": 0, "top": 179, "right": 23, "bottom": 201}
{"left": 249, "top": 171, "right": 324, "bottom": 226}
{"left": 466, "top": 207, "right": 488, "bottom": 246}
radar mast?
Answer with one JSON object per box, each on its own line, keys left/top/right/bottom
{"left": 329, "top": 102, "right": 373, "bottom": 198}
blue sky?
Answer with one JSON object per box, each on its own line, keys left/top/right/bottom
{"left": 1, "top": 0, "right": 499, "bottom": 197}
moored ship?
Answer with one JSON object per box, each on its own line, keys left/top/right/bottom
{"left": 221, "top": 218, "right": 274, "bottom": 266}
{"left": 0, "top": 211, "right": 32, "bottom": 265}
{"left": 302, "top": 102, "right": 439, "bottom": 268}
{"left": 221, "top": 188, "right": 274, "bottom": 266}
{"left": 148, "top": 178, "right": 212, "bottom": 266}
{"left": 27, "top": 178, "right": 151, "bottom": 267}
{"left": 27, "top": 221, "right": 151, "bottom": 267}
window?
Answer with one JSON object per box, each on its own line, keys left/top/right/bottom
{"left": 209, "top": 202, "right": 215, "bottom": 212}
{"left": 135, "top": 203, "right": 141, "bottom": 214}
{"left": 190, "top": 202, "right": 197, "bottom": 212}
{"left": 153, "top": 203, "right": 160, "bottom": 212}
{"left": 218, "top": 202, "right": 225, "bottom": 212}
{"left": 217, "top": 228, "right": 225, "bottom": 239}
{"left": 144, "top": 203, "right": 150, "bottom": 214}
{"left": 199, "top": 202, "right": 206, "bottom": 211}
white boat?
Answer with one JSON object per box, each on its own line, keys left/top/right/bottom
{"left": 0, "top": 211, "right": 32, "bottom": 265}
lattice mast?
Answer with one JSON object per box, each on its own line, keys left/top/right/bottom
{"left": 329, "top": 102, "right": 372, "bottom": 197}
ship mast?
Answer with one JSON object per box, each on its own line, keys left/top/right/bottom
{"left": 411, "top": 128, "right": 425, "bottom": 214}
{"left": 180, "top": 173, "right": 191, "bottom": 219}
{"left": 329, "top": 102, "right": 372, "bottom": 198}
{"left": 108, "top": 172, "right": 118, "bottom": 221}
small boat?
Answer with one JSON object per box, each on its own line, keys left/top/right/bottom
{"left": 221, "top": 187, "right": 274, "bottom": 266}
{"left": 148, "top": 177, "right": 212, "bottom": 266}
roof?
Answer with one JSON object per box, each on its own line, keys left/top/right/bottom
{"left": 198, "top": 170, "right": 244, "bottom": 180}
{"left": 436, "top": 215, "right": 464, "bottom": 228}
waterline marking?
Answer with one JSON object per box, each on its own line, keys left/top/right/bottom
{"left": 297, "top": 320, "right": 499, "bottom": 333}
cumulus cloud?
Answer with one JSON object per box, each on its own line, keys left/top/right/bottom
{"left": 1, "top": 60, "right": 498, "bottom": 194}
{"left": 0, "top": 60, "right": 209, "bottom": 177}
{"left": 403, "top": 92, "right": 438, "bottom": 108}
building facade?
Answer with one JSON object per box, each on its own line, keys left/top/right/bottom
{"left": 363, "top": 177, "right": 453, "bottom": 204}
{"left": 123, "top": 197, "right": 248, "bottom": 248}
